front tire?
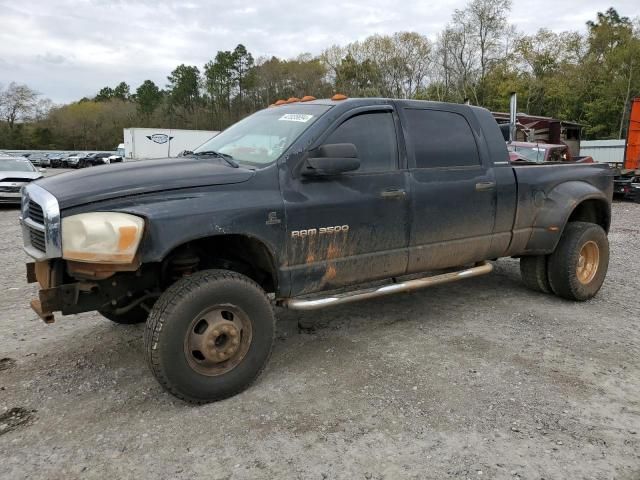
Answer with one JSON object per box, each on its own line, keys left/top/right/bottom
{"left": 548, "top": 222, "right": 609, "bottom": 301}
{"left": 144, "top": 270, "right": 275, "bottom": 403}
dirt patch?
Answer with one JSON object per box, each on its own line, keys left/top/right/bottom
{"left": 0, "top": 357, "right": 16, "bottom": 371}
{"left": 0, "top": 408, "right": 35, "bottom": 436}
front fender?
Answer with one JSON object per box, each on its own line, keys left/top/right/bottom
{"left": 61, "top": 182, "right": 286, "bottom": 268}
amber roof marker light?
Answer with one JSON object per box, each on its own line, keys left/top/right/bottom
{"left": 331, "top": 94, "right": 348, "bottom": 101}
{"left": 271, "top": 95, "right": 317, "bottom": 107}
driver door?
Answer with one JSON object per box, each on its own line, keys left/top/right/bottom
{"left": 282, "top": 106, "right": 410, "bottom": 296}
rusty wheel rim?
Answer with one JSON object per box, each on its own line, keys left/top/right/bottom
{"left": 184, "top": 305, "right": 252, "bottom": 376}
{"left": 576, "top": 240, "right": 599, "bottom": 285}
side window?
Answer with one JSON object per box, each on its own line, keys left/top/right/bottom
{"left": 324, "top": 112, "right": 397, "bottom": 172}
{"left": 404, "top": 109, "right": 480, "bottom": 168}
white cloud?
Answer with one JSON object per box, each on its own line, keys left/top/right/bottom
{"left": 0, "top": 0, "right": 637, "bottom": 103}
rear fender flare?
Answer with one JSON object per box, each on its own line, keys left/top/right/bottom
{"left": 525, "top": 181, "right": 610, "bottom": 254}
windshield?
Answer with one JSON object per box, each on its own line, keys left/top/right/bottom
{"left": 194, "top": 104, "right": 331, "bottom": 167}
{"left": 509, "top": 145, "right": 546, "bottom": 162}
{"left": 0, "top": 158, "right": 36, "bottom": 172}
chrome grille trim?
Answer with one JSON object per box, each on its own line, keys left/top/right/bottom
{"left": 20, "top": 183, "right": 62, "bottom": 260}
{"left": 23, "top": 217, "right": 46, "bottom": 233}
{"left": 28, "top": 202, "right": 45, "bottom": 223}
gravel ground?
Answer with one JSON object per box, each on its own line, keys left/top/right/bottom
{"left": 0, "top": 171, "right": 639, "bottom": 479}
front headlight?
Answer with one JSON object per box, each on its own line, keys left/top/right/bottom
{"left": 62, "top": 212, "right": 145, "bottom": 264}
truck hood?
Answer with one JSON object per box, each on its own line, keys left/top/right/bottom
{"left": 36, "top": 157, "right": 255, "bottom": 209}
{"left": 0, "top": 171, "right": 43, "bottom": 182}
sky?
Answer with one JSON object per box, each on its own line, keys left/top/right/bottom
{"left": 0, "top": 0, "right": 637, "bottom": 104}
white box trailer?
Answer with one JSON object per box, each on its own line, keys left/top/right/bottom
{"left": 123, "top": 128, "right": 219, "bottom": 160}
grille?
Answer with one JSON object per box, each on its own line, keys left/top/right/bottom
{"left": 29, "top": 229, "right": 46, "bottom": 252}
{"left": 21, "top": 185, "right": 60, "bottom": 260}
{"left": 0, "top": 186, "right": 21, "bottom": 193}
{"left": 28, "top": 202, "right": 45, "bottom": 224}
{"left": 26, "top": 200, "right": 46, "bottom": 253}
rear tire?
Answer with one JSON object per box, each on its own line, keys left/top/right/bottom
{"left": 548, "top": 222, "right": 609, "bottom": 301}
{"left": 144, "top": 270, "right": 275, "bottom": 404}
{"left": 520, "top": 255, "right": 551, "bottom": 293}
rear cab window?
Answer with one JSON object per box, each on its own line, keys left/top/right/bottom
{"left": 403, "top": 109, "right": 481, "bottom": 169}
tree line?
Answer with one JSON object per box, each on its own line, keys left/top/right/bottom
{"left": 1, "top": 1, "right": 638, "bottom": 151}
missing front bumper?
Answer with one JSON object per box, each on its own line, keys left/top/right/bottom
{"left": 27, "top": 260, "right": 82, "bottom": 324}
{"left": 26, "top": 260, "right": 157, "bottom": 324}
{"left": 30, "top": 299, "right": 54, "bottom": 324}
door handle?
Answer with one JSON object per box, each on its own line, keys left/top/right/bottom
{"left": 475, "top": 181, "right": 496, "bottom": 192}
{"left": 381, "top": 188, "right": 406, "bottom": 199}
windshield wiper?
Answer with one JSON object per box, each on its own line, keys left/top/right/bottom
{"left": 192, "top": 151, "right": 239, "bottom": 168}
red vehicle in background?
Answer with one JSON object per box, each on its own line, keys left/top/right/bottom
{"left": 508, "top": 141, "right": 594, "bottom": 164}
{"left": 494, "top": 93, "right": 593, "bottom": 166}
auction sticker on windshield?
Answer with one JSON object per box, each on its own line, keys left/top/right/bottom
{"left": 279, "top": 114, "right": 314, "bottom": 123}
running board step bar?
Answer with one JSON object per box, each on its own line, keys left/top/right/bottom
{"left": 278, "top": 261, "right": 493, "bottom": 311}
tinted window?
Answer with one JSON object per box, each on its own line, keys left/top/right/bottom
{"left": 404, "top": 109, "right": 480, "bottom": 168}
{"left": 324, "top": 112, "right": 397, "bottom": 172}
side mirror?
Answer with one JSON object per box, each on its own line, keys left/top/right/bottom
{"left": 302, "top": 143, "right": 360, "bottom": 176}
{"left": 39, "top": 168, "right": 46, "bottom": 172}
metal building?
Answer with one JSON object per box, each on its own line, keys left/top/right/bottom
{"left": 579, "top": 140, "right": 625, "bottom": 164}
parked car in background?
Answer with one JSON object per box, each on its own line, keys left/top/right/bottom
{"left": 79, "top": 152, "right": 112, "bottom": 168}
{"left": 28, "top": 153, "right": 49, "bottom": 167}
{"left": 48, "top": 153, "right": 71, "bottom": 168}
{"left": 64, "top": 153, "right": 90, "bottom": 168}
{"left": 108, "top": 153, "right": 124, "bottom": 164}
{"left": 0, "top": 156, "right": 43, "bottom": 204}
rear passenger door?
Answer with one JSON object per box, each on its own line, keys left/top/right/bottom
{"left": 400, "top": 106, "right": 497, "bottom": 273}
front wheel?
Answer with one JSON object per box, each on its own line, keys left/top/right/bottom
{"left": 144, "top": 270, "right": 275, "bottom": 403}
{"left": 548, "top": 222, "right": 609, "bottom": 301}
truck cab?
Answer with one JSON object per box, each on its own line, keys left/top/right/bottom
{"left": 20, "top": 97, "right": 613, "bottom": 403}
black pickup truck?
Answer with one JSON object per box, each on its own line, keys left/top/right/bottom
{"left": 20, "top": 97, "right": 613, "bottom": 403}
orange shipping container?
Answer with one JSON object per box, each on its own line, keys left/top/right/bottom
{"left": 625, "top": 97, "right": 640, "bottom": 171}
